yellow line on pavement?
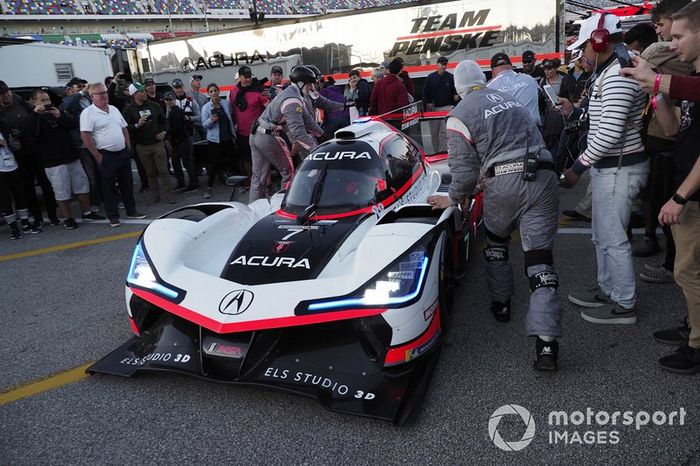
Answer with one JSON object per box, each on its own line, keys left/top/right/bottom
{"left": 0, "top": 231, "right": 142, "bottom": 262}
{"left": 0, "top": 362, "right": 94, "bottom": 406}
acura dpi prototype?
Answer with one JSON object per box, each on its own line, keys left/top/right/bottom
{"left": 88, "top": 109, "right": 483, "bottom": 424}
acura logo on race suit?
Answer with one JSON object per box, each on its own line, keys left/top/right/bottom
{"left": 486, "top": 94, "right": 504, "bottom": 104}
{"left": 219, "top": 289, "right": 254, "bottom": 315}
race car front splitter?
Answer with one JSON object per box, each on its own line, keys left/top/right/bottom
{"left": 87, "top": 312, "right": 440, "bottom": 425}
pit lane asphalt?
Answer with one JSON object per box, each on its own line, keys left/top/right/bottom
{"left": 1, "top": 174, "right": 697, "bottom": 465}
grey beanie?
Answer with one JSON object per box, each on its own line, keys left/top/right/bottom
{"left": 454, "top": 60, "right": 486, "bottom": 98}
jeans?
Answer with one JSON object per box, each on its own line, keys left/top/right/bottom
{"left": 99, "top": 148, "right": 138, "bottom": 220}
{"left": 591, "top": 160, "right": 649, "bottom": 309}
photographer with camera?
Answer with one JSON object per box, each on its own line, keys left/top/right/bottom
{"left": 29, "top": 88, "right": 103, "bottom": 229}
{"left": 201, "top": 83, "right": 236, "bottom": 200}
{"left": 108, "top": 72, "right": 130, "bottom": 112}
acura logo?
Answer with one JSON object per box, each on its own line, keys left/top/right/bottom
{"left": 219, "top": 289, "right": 254, "bottom": 315}
{"left": 487, "top": 94, "right": 504, "bottom": 104}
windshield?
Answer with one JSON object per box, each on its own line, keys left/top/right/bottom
{"left": 282, "top": 140, "right": 385, "bottom": 216}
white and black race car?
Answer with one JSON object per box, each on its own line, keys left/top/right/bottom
{"left": 89, "top": 112, "right": 483, "bottom": 424}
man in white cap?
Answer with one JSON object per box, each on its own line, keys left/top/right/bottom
{"left": 427, "top": 60, "right": 562, "bottom": 371}
{"left": 560, "top": 12, "right": 648, "bottom": 325}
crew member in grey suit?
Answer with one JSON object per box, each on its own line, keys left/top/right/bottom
{"left": 428, "top": 60, "right": 562, "bottom": 371}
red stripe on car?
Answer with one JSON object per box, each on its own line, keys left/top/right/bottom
{"left": 131, "top": 288, "right": 386, "bottom": 334}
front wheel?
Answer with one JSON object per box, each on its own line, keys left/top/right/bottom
{"left": 438, "top": 231, "right": 454, "bottom": 333}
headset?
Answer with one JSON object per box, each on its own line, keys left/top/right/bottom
{"left": 590, "top": 12, "right": 611, "bottom": 53}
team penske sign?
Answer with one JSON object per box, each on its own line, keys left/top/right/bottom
{"left": 141, "top": 0, "right": 559, "bottom": 77}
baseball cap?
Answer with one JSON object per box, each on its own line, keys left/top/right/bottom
{"left": 490, "top": 52, "right": 511, "bottom": 68}
{"left": 238, "top": 65, "right": 252, "bottom": 77}
{"left": 191, "top": 74, "right": 203, "bottom": 81}
{"left": 271, "top": 65, "right": 283, "bottom": 74}
{"left": 172, "top": 78, "right": 184, "bottom": 87}
{"left": 437, "top": 56, "right": 448, "bottom": 65}
{"left": 542, "top": 59, "right": 556, "bottom": 69}
{"left": 0, "top": 80, "right": 9, "bottom": 93}
{"left": 163, "top": 91, "right": 176, "bottom": 100}
{"left": 567, "top": 13, "right": 623, "bottom": 51}
{"left": 381, "top": 60, "right": 390, "bottom": 68}
{"left": 522, "top": 50, "right": 536, "bottom": 63}
{"left": 128, "top": 82, "right": 145, "bottom": 95}
{"left": 144, "top": 78, "right": 156, "bottom": 85}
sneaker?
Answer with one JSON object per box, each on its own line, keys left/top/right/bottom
{"left": 82, "top": 212, "right": 106, "bottom": 221}
{"left": 125, "top": 211, "right": 147, "bottom": 219}
{"left": 9, "top": 221, "right": 22, "bottom": 240}
{"left": 562, "top": 210, "right": 591, "bottom": 222}
{"left": 490, "top": 300, "right": 511, "bottom": 323}
{"left": 533, "top": 338, "right": 558, "bottom": 371}
{"left": 203, "top": 188, "right": 212, "bottom": 199}
{"left": 49, "top": 218, "right": 62, "bottom": 226}
{"left": 21, "top": 218, "right": 31, "bottom": 232}
{"left": 30, "top": 220, "right": 42, "bottom": 234}
{"left": 658, "top": 345, "right": 700, "bottom": 375}
{"left": 633, "top": 236, "right": 660, "bottom": 257}
{"left": 109, "top": 218, "right": 121, "bottom": 228}
{"left": 118, "top": 202, "right": 125, "bottom": 210}
{"left": 645, "top": 261, "right": 664, "bottom": 272}
{"left": 568, "top": 286, "right": 613, "bottom": 308}
{"left": 640, "top": 264, "right": 674, "bottom": 284}
{"left": 654, "top": 320, "right": 691, "bottom": 346}
{"left": 64, "top": 218, "right": 78, "bottom": 230}
{"left": 183, "top": 185, "right": 199, "bottom": 193}
{"left": 581, "top": 304, "right": 638, "bottom": 325}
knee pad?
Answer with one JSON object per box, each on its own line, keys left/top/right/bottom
{"left": 529, "top": 270, "right": 559, "bottom": 292}
{"left": 524, "top": 249, "right": 557, "bottom": 292}
{"left": 484, "top": 246, "right": 508, "bottom": 262}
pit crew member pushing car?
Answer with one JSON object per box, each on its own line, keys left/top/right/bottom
{"left": 428, "top": 60, "right": 563, "bottom": 371}
{"left": 249, "top": 66, "right": 322, "bottom": 202}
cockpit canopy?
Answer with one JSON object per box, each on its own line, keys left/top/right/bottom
{"left": 282, "top": 134, "right": 423, "bottom": 216}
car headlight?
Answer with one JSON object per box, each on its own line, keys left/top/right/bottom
{"left": 126, "top": 242, "right": 181, "bottom": 300}
{"left": 306, "top": 244, "right": 430, "bottom": 312}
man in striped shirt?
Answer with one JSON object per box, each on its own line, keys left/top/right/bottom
{"left": 561, "top": 13, "right": 649, "bottom": 324}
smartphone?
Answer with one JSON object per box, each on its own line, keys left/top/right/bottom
{"left": 543, "top": 84, "right": 559, "bottom": 107}
{"left": 614, "top": 43, "right": 631, "bottom": 68}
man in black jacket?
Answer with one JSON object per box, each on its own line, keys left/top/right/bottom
{"left": 122, "top": 83, "right": 173, "bottom": 204}
{"left": 164, "top": 91, "right": 198, "bottom": 192}
{"left": 29, "top": 89, "right": 104, "bottom": 229}
{"left": 0, "top": 81, "right": 58, "bottom": 231}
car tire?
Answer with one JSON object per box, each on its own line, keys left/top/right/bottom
{"left": 438, "top": 231, "right": 453, "bottom": 333}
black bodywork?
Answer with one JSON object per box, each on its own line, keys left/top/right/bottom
{"left": 87, "top": 299, "right": 440, "bottom": 425}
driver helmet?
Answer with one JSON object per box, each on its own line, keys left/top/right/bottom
{"left": 289, "top": 65, "right": 317, "bottom": 91}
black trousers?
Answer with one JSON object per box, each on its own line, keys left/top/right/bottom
{"left": 0, "top": 168, "right": 28, "bottom": 217}
{"left": 99, "top": 149, "right": 137, "bottom": 220}
{"left": 207, "top": 140, "right": 235, "bottom": 188}
{"left": 17, "top": 152, "right": 57, "bottom": 222}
